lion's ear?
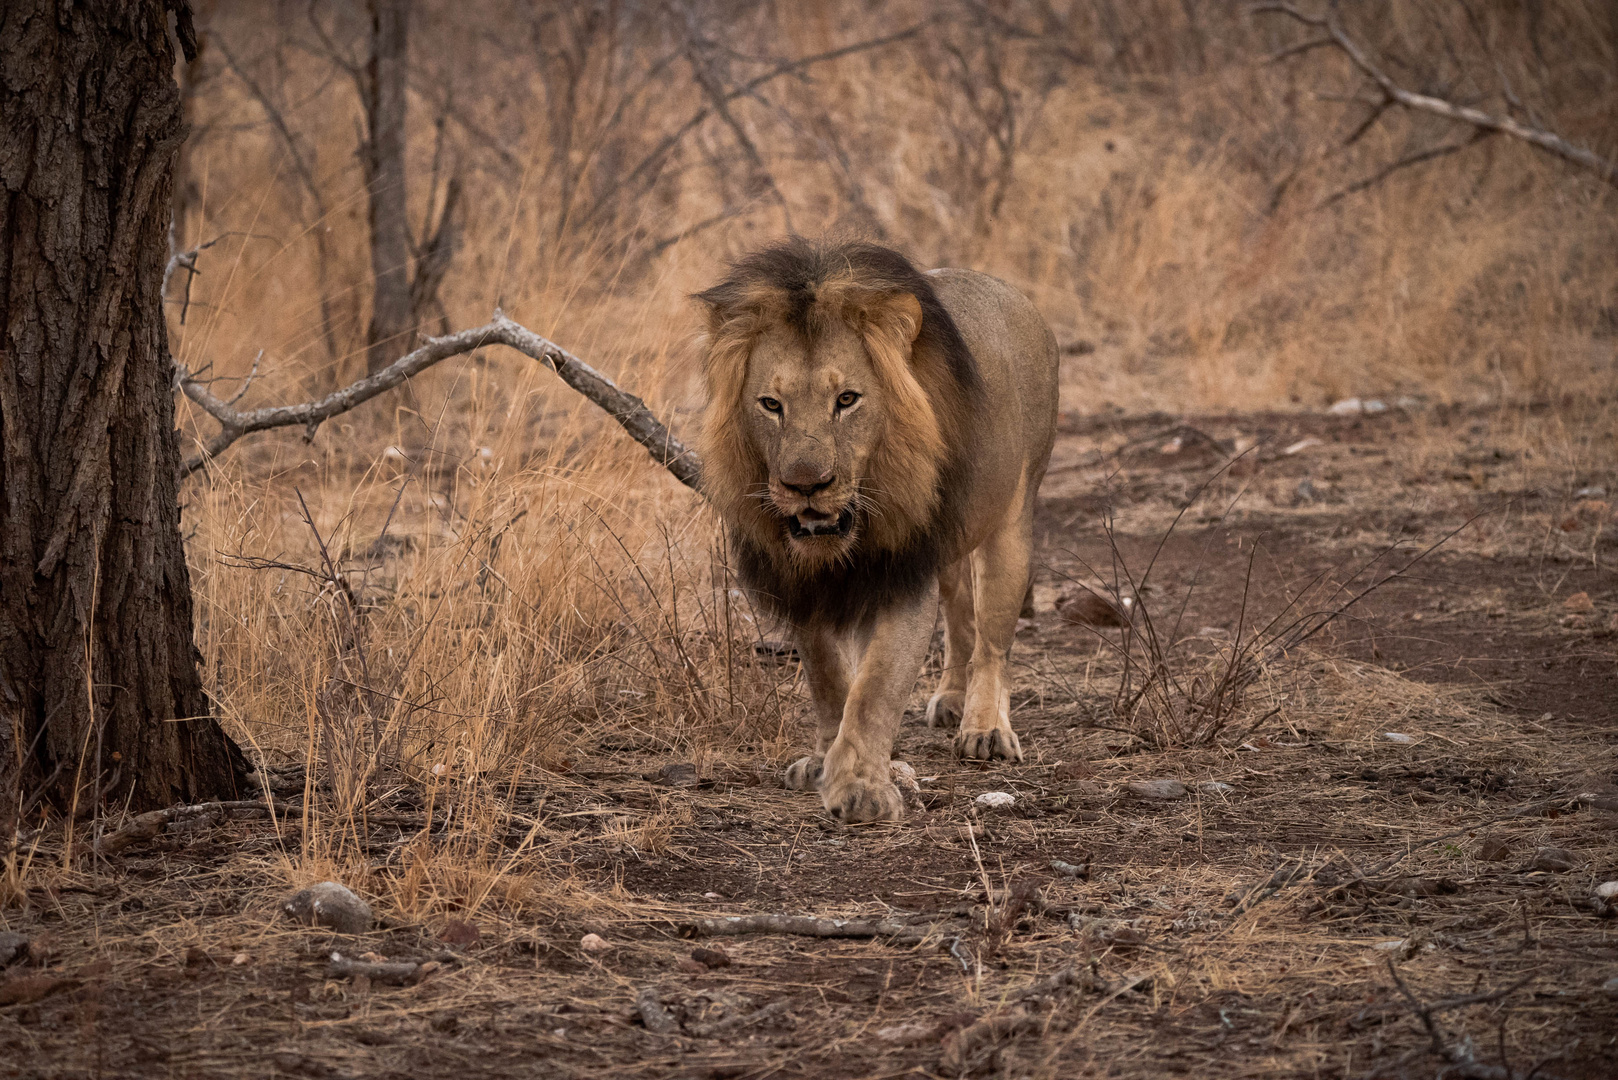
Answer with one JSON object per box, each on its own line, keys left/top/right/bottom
{"left": 858, "top": 290, "right": 923, "bottom": 350}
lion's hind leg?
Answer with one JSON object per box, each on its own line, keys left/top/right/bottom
{"left": 925, "top": 556, "right": 973, "bottom": 730}
{"left": 953, "top": 489, "right": 1033, "bottom": 763}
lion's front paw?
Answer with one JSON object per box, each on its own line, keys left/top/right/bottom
{"left": 953, "top": 724, "right": 1024, "bottom": 762}
{"left": 925, "top": 690, "right": 965, "bottom": 729}
{"left": 820, "top": 768, "right": 905, "bottom": 823}
{"left": 784, "top": 754, "right": 825, "bottom": 791}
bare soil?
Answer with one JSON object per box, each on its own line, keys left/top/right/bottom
{"left": 4, "top": 405, "right": 1615, "bottom": 1080}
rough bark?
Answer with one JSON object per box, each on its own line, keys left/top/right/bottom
{"left": 0, "top": 0, "right": 245, "bottom": 820}
{"left": 363, "top": 0, "right": 414, "bottom": 374}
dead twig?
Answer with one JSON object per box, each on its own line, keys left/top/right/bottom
{"left": 94, "top": 799, "right": 292, "bottom": 856}
{"left": 682, "top": 914, "right": 930, "bottom": 942}
{"left": 175, "top": 312, "right": 701, "bottom": 490}
{"left": 327, "top": 952, "right": 440, "bottom": 985}
{"left": 1253, "top": 2, "right": 1618, "bottom": 189}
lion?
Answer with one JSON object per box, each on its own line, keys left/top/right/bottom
{"left": 696, "top": 239, "right": 1059, "bottom": 823}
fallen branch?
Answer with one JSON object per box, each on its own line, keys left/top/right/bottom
{"left": 1254, "top": 2, "right": 1618, "bottom": 190}
{"left": 95, "top": 799, "right": 291, "bottom": 856}
{"left": 327, "top": 951, "right": 441, "bottom": 985}
{"left": 1382, "top": 960, "right": 1565, "bottom": 1080}
{"left": 175, "top": 311, "right": 702, "bottom": 491}
{"left": 682, "top": 914, "right": 930, "bottom": 942}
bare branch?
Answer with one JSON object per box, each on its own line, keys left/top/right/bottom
{"left": 1318, "top": 129, "right": 1495, "bottom": 207}
{"left": 682, "top": 913, "right": 931, "bottom": 941}
{"left": 176, "top": 314, "right": 702, "bottom": 492}
{"left": 95, "top": 799, "right": 291, "bottom": 856}
{"left": 1252, "top": 2, "right": 1618, "bottom": 188}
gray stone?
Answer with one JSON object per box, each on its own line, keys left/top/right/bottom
{"left": 1127, "top": 778, "right": 1188, "bottom": 800}
{"left": 1529, "top": 847, "right": 1575, "bottom": 873}
{"left": 284, "top": 881, "right": 374, "bottom": 935}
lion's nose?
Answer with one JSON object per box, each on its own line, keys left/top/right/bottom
{"left": 780, "top": 465, "right": 835, "bottom": 497}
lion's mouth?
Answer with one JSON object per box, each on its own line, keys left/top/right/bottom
{"left": 785, "top": 508, "right": 855, "bottom": 540}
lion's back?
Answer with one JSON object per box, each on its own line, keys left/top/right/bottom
{"left": 926, "top": 268, "right": 1060, "bottom": 527}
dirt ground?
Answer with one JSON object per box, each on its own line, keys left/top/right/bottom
{"left": 4, "top": 403, "right": 1616, "bottom": 1080}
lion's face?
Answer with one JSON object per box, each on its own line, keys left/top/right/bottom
{"left": 741, "top": 320, "right": 884, "bottom": 560}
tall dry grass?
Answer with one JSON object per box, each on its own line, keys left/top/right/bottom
{"left": 155, "top": 0, "right": 1617, "bottom": 917}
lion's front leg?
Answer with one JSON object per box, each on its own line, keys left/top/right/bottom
{"left": 784, "top": 625, "right": 851, "bottom": 792}
{"left": 820, "top": 582, "right": 938, "bottom": 822}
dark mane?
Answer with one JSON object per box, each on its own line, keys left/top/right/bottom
{"left": 700, "top": 238, "right": 985, "bottom": 630}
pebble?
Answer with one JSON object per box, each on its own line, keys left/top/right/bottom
{"left": 1529, "top": 847, "right": 1575, "bottom": 873}
{"left": 1381, "top": 732, "right": 1415, "bottom": 744}
{"left": 580, "top": 933, "right": 611, "bottom": 952}
{"left": 1328, "top": 397, "right": 1363, "bottom": 415}
{"left": 690, "top": 946, "right": 731, "bottom": 968}
{"left": 1050, "top": 859, "right": 1087, "bottom": 879}
{"left": 975, "top": 791, "right": 1016, "bottom": 809}
{"left": 1127, "top": 778, "right": 1187, "bottom": 800}
{"left": 0, "top": 933, "right": 29, "bottom": 967}
{"left": 649, "top": 762, "right": 699, "bottom": 787}
{"left": 283, "top": 882, "right": 373, "bottom": 935}
{"left": 1595, "top": 882, "right": 1618, "bottom": 901}
{"left": 1198, "top": 782, "right": 1234, "bottom": 796}
{"left": 1575, "top": 486, "right": 1607, "bottom": 499}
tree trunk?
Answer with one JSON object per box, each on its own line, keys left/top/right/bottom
{"left": 0, "top": 0, "right": 245, "bottom": 821}
{"left": 363, "top": 0, "right": 414, "bottom": 375}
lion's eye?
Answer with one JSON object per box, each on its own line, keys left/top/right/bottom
{"left": 759, "top": 396, "right": 782, "bottom": 414}
{"left": 836, "top": 391, "right": 860, "bottom": 409}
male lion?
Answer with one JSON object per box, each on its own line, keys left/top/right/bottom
{"left": 697, "top": 239, "right": 1059, "bottom": 823}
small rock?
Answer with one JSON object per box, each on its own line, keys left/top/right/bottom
{"left": 231, "top": 953, "right": 251, "bottom": 966}
{"left": 439, "top": 919, "right": 480, "bottom": 948}
{"left": 1574, "top": 485, "right": 1607, "bottom": 499}
{"left": 648, "top": 762, "right": 699, "bottom": 787}
{"left": 0, "top": 933, "right": 29, "bottom": 967}
{"left": 1530, "top": 847, "right": 1575, "bottom": 872}
{"left": 283, "top": 882, "right": 373, "bottom": 935}
{"left": 975, "top": 791, "right": 1016, "bottom": 809}
{"left": 1381, "top": 732, "right": 1415, "bottom": 744}
{"left": 1594, "top": 882, "right": 1618, "bottom": 900}
{"left": 1283, "top": 437, "right": 1321, "bottom": 455}
{"left": 1050, "top": 859, "right": 1088, "bottom": 879}
{"left": 1052, "top": 760, "right": 1093, "bottom": 781}
{"left": 690, "top": 946, "right": 730, "bottom": 968}
{"left": 580, "top": 933, "right": 611, "bottom": 952}
{"left": 1328, "top": 397, "right": 1363, "bottom": 415}
{"left": 1475, "top": 836, "right": 1512, "bottom": 861}
{"left": 1362, "top": 399, "right": 1388, "bottom": 414}
{"left": 635, "top": 987, "right": 678, "bottom": 1034}
{"left": 1198, "top": 782, "right": 1234, "bottom": 796}
{"left": 1055, "top": 588, "right": 1129, "bottom": 628}
{"left": 1563, "top": 592, "right": 1594, "bottom": 613}
{"left": 1127, "top": 778, "right": 1187, "bottom": 800}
